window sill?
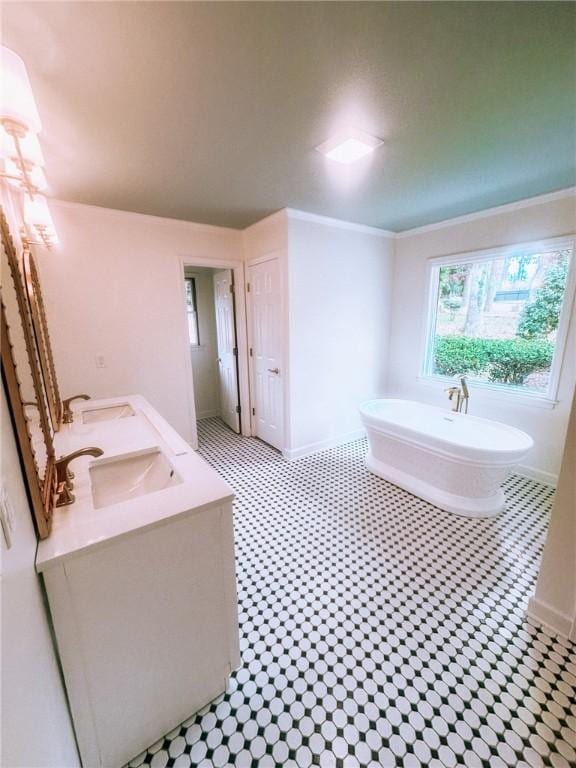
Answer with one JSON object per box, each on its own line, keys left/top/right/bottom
{"left": 417, "top": 375, "right": 559, "bottom": 410}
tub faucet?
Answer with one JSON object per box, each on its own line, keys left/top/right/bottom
{"left": 444, "top": 376, "right": 469, "bottom": 414}
{"left": 55, "top": 446, "right": 104, "bottom": 507}
{"left": 459, "top": 375, "right": 469, "bottom": 412}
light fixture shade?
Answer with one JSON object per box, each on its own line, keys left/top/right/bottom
{"left": 2, "top": 158, "right": 47, "bottom": 191}
{"left": 24, "top": 195, "right": 57, "bottom": 243}
{"left": 0, "top": 125, "right": 45, "bottom": 166}
{"left": 1, "top": 46, "right": 42, "bottom": 133}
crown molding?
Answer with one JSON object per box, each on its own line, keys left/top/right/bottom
{"left": 395, "top": 187, "right": 576, "bottom": 239}
{"left": 48, "top": 186, "right": 576, "bottom": 242}
{"left": 285, "top": 208, "right": 395, "bottom": 238}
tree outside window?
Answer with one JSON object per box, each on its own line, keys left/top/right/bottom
{"left": 425, "top": 242, "right": 574, "bottom": 395}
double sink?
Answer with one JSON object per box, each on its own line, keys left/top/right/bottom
{"left": 64, "top": 400, "right": 184, "bottom": 511}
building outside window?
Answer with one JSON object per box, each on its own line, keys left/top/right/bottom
{"left": 422, "top": 237, "right": 575, "bottom": 400}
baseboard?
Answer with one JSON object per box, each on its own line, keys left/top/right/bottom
{"left": 515, "top": 463, "right": 557, "bottom": 487}
{"left": 197, "top": 410, "right": 220, "bottom": 420}
{"left": 527, "top": 596, "right": 575, "bottom": 640}
{"left": 283, "top": 429, "right": 366, "bottom": 460}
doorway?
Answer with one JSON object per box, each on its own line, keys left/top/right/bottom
{"left": 183, "top": 265, "right": 241, "bottom": 435}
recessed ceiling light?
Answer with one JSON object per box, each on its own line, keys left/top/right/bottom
{"left": 316, "top": 129, "right": 383, "bottom": 164}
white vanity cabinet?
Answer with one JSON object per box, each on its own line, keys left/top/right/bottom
{"left": 36, "top": 396, "right": 241, "bottom": 768}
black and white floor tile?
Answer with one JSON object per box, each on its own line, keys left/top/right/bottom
{"left": 128, "top": 418, "right": 576, "bottom": 768}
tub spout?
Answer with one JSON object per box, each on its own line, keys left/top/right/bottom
{"left": 444, "top": 386, "right": 461, "bottom": 412}
{"left": 444, "top": 377, "right": 469, "bottom": 414}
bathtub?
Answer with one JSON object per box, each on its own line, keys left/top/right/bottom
{"left": 359, "top": 399, "right": 534, "bottom": 518}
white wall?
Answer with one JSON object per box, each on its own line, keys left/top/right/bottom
{"left": 242, "top": 209, "right": 395, "bottom": 458}
{"left": 1, "top": 386, "right": 80, "bottom": 768}
{"left": 285, "top": 212, "right": 395, "bottom": 457}
{"left": 36, "top": 201, "right": 243, "bottom": 444}
{"left": 388, "top": 192, "right": 576, "bottom": 482}
{"left": 186, "top": 267, "right": 220, "bottom": 419}
{"left": 529, "top": 390, "right": 576, "bottom": 639}
{"left": 242, "top": 210, "right": 290, "bottom": 447}
{"left": 242, "top": 209, "right": 288, "bottom": 262}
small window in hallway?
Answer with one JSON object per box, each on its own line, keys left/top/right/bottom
{"left": 185, "top": 276, "right": 200, "bottom": 345}
{"left": 422, "top": 237, "right": 575, "bottom": 400}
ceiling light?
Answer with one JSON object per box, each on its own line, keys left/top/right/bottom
{"left": 316, "top": 129, "right": 383, "bottom": 164}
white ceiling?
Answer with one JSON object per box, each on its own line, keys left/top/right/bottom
{"left": 3, "top": 1, "right": 575, "bottom": 231}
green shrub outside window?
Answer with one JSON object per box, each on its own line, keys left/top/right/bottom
{"left": 433, "top": 336, "right": 554, "bottom": 386}
{"left": 425, "top": 244, "right": 573, "bottom": 395}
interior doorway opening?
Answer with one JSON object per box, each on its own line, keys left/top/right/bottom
{"left": 183, "top": 265, "right": 241, "bottom": 436}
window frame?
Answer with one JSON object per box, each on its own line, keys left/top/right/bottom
{"left": 420, "top": 235, "right": 576, "bottom": 407}
{"left": 184, "top": 275, "right": 200, "bottom": 347}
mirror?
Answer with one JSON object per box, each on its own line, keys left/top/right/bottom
{"left": 1, "top": 208, "right": 55, "bottom": 538}
{"left": 23, "top": 249, "right": 63, "bottom": 429}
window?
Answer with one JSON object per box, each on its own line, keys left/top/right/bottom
{"left": 422, "top": 237, "right": 575, "bottom": 400}
{"left": 185, "top": 276, "right": 200, "bottom": 346}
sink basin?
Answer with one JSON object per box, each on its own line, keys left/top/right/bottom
{"left": 82, "top": 404, "right": 135, "bottom": 424}
{"left": 89, "top": 448, "right": 181, "bottom": 509}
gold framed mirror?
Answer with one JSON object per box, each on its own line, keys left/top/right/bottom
{"left": 23, "top": 248, "right": 63, "bottom": 429}
{"left": 1, "top": 208, "right": 55, "bottom": 538}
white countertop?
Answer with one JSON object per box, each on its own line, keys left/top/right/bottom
{"left": 36, "top": 395, "right": 234, "bottom": 572}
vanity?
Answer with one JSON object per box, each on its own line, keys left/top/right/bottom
{"left": 2, "top": 209, "right": 241, "bottom": 767}
{"left": 37, "top": 394, "right": 241, "bottom": 768}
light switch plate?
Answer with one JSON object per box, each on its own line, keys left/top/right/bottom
{"left": 0, "top": 489, "right": 16, "bottom": 549}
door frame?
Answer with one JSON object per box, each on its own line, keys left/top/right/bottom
{"left": 179, "top": 256, "right": 251, "bottom": 447}
{"left": 245, "top": 251, "right": 287, "bottom": 449}
{"left": 213, "top": 268, "right": 241, "bottom": 434}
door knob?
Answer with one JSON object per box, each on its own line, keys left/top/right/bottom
{"left": 268, "top": 367, "right": 280, "bottom": 374}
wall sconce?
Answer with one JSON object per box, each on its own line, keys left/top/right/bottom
{"left": 23, "top": 196, "right": 58, "bottom": 249}
{"left": 1, "top": 46, "right": 42, "bottom": 133}
{"left": 1, "top": 45, "right": 58, "bottom": 249}
{"left": 1, "top": 127, "right": 46, "bottom": 192}
{"left": 2, "top": 158, "right": 48, "bottom": 193}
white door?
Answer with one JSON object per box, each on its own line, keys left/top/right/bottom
{"left": 248, "top": 259, "right": 283, "bottom": 450}
{"left": 213, "top": 269, "right": 240, "bottom": 433}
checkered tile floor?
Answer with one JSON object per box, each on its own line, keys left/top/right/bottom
{"left": 128, "top": 418, "right": 576, "bottom": 768}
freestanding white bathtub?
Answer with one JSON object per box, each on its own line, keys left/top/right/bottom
{"left": 359, "top": 399, "right": 534, "bottom": 518}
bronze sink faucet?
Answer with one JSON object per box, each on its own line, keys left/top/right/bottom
{"left": 62, "top": 393, "right": 91, "bottom": 424}
{"left": 55, "top": 447, "right": 104, "bottom": 507}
